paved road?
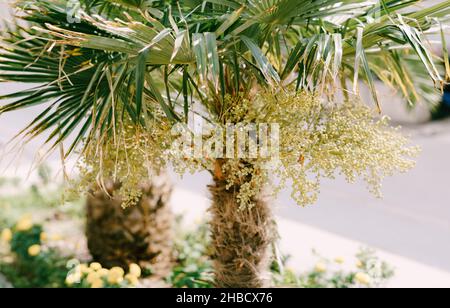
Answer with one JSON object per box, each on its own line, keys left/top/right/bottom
{"left": 277, "top": 124, "right": 450, "bottom": 273}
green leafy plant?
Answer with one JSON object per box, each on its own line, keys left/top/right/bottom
{"left": 0, "top": 216, "right": 143, "bottom": 288}
{"left": 273, "top": 249, "right": 394, "bottom": 288}
{"left": 0, "top": 212, "right": 395, "bottom": 288}
{"left": 167, "top": 221, "right": 214, "bottom": 288}
{"left": 0, "top": 220, "right": 69, "bottom": 288}
{"left": 167, "top": 222, "right": 394, "bottom": 289}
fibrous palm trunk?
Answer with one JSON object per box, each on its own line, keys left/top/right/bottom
{"left": 86, "top": 172, "right": 173, "bottom": 275}
{"left": 209, "top": 160, "right": 275, "bottom": 288}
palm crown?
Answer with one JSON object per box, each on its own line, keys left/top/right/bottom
{"left": 0, "top": 0, "right": 449, "bottom": 207}
{"left": 1, "top": 0, "right": 448, "bottom": 149}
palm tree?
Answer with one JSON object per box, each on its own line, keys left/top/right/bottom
{"left": 1, "top": 0, "right": 449, "bottom": 287}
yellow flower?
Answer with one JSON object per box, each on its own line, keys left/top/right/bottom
{"left": 86, "top": 272, "right": 101, "bottom": 284}
{"left": 314, "top": 262, "right": 327, "bottom": 273}
{"left": 90, "top": 278, "right": 104, "bottom": 288}
{"left": 356, "top": 260, "right": 364, "bottom": 269}
{"left": 97, "top": 268, "right": 109, "bottom": 277}
{"left": 334, "top": 257, "right": 345, "bottom": 265}
{"left": 107, "top": 273, "right": 123, "bottom": 285}
{"left": 16, "top": 216, "right": 33, "bottom": 231}
{"left": 108, "top": 267, "right": 124, "bottom": 284}
{"left": 1, "top": 228, "right": 12, "bottom": 242}
{"left": 65, "top": 272, "right": 82, "bottom": 286}
{"left": 39, "top": 232, "right": 48, "bottom": 242}
{"left": 110, "top": 267, "right": 125, "bottom": 276}
{"left": 75, "top": 264, "right": 91, "bottom": 274}
{"left": 40, "top": 232, "right": 48, "bottom": 242}
{"left": 28, "top": 244, "right": 41, "bottom": 256}
{"left": 90, "top": 262, "right": 102, "bottom": 271}
{"left": 355, "top": 272, "right": 371, "bottom": 286}
{"left": 125, "top": 274, "right": 139, "bottom": 287}
{"left": 129, "top": 263, "right": 141, "bottom": 278}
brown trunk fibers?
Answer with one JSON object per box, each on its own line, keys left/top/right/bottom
{"left": 209, "top": 160, "right": 275, "bottom": 288}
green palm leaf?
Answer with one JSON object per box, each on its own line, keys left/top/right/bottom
{"left": 0, "top": 0, "right": 449, "bottom": 157}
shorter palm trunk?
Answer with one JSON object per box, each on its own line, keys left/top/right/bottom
{"left": 86, "top": 172, "right": 173, "bottom": 275}
{"left": 209, "top": 161, "right": 275, "bottom": 288}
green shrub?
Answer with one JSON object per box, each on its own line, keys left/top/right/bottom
{"left": 1, "top": 221, "right": 69, "bottom": 288}
{"left": 272, "top": 248, "right": 394, "bottom": 288}
{"left": 10, "top": 225, "right": 42, "bottom": 260}
{"left": 0, "top": 250, "right": 69, "bottom": 288}
{"left": 1, "top": 216, "right": 394, "bottom": 288}
{"left": 167, "top": 222, "right": 214, "bottom": 288}
{"left": 167, "top": 221, "right": 394, "bottom": 288}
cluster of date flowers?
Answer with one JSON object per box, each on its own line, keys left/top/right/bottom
{"left": 72, "top": 90, "right": 419, "bottom": 209}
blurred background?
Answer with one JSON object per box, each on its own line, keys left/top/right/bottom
{"left": 1, "top": 0, "right": 450, "bottom": 288}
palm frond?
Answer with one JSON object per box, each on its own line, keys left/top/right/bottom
{"left": 0, "top": 0, "right": 449, "bottom": 157}
{"left": 1, "top": 25, "right": 143, "bottom": 155}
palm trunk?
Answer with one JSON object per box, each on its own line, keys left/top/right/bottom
{"left": 209, "top": 161, "right": 274, "bottom": 288}
{"left": 86, "top": 172, "right": 173, "bottom": 275}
